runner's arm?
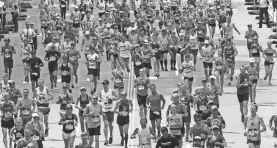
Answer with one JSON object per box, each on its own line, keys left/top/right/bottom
{"left": 0, "top": 103, "right": 3, "bottom": 117}
{"left": 112, "top": 90, "right": 119, "bottom": 100}
{"left": 259, "top": 117, "right": 267, "bottom": 132}
{"left": 46, "top": 88, "right": 54, "bottom": 100}
{"left": 149, "top": 127, "right": 156, "bottom": 138}
{"left": 75, "top": 96, "right": 81, "bottom": 109}
{"left": 77, "top": 50, "right": 81, "bottom": 59}
{"left": 58, "top": 115, "right": 66, "bottom": 125}
{"left": 12, "top": 102, "right": 17, "bottom": 115}
{"left": 233, "top": 24, "right": 240, "bottom": 34}
{"left": 31, "top": 99, "right": 37, "bottom": 112}
{"left": 69, "top": 95, "right": 75, "bottom": 104}
{"left": 56, "top": 96, "right": 61, "bottom": 104}
{"left": 12, "top": 46, "right": 16, "bottom": 54}
{"left": 269, "top": 115, "right": 275, "bottom": 129}
{"left": 236, "top": 75, "right": 243, "bottom": 88}
{"left": 160, "top": 95, "right": 166, "bottom": 109}
{"left": 82, "top": 105, "right": 90, "bottom": 117}
{"left": 131, "top": 128, "right": 139, "bottom": 137}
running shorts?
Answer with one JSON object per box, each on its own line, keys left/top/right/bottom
{"left": 4, "top": 59, "right": 13, "bottom": 68}
{"left": 247, "top": 139, "right": 261, "bottom": 146}
{"left": 253, "top": 57, "right": 261, "bottom": 63}
{"left": 237, "top": 93, "right": 249, "bottom": 103}
{"left": 149, "top": 110, "right": 162, "bottom": 121}
{"left": 88, "top": 126, "right": 101, "bottom": 136}
{"left": 62, "top": 130, "right": 76, "bottom": 139}
{"left": 184, "top": 76, "right": 193, "bottom": 81}
{"left": 264, "top": 61, "right": 275, "bottom": 66}
{"left": 1, "top": 119, "right": 15, "bottom": 129}
{"left": 103, "top": 111, "right": 114, "bottom": 122}
{"left": 203, "top": 61, "right": 213, "bottom": 68}
{"left": 30, "top": 71, "right": 40, "bottom": 81}
{"left": 137, "top": 94, "right": 147, "bottom": 107}
{"left": 88, "top": 68, "right": 99, "bottom": 76}
{"left": 61, "top": 75, "right": 71, "bottom": 83}
{"left": 48, "top": 63, "right": 58, "bottom": 73}
{"left": 117, "top": 115, "right": 130, "bottom": 126}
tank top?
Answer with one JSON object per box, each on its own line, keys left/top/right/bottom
{"left": 72, "top": 11, "right": 80, "bottom": 22}
{"left": 36, "top": 87, "right": 47, "bottom": 97}
{"left": 84, "top": 38, "right": 93, "bottom": 54}
{"left": 247, "top": 65, "right": 257, "bottom": 76}
{"left": 109, "top": 41, "right": 118, "bottom": 54}
{"left": 191, "top": 124, "right": 206, "bottom": 146}
{"left": 264, "top": 48, "right": 275, "bottom": 62}
{"left": 37, "top": 96, "right": 50, "bottom": 108}
{"left": 247, "top": 115, "right": 261, "bottom": 141}
{"left": 202, "top": 46, "right": 213, "bottom": 62}
{"left": 21, "top": 45, "right": 31, "bottom": 60}
{"left": 98, "top": 1, "right": 106, "bottom": 12}
{"left": 113, "top": 70, "right": 124, "bottom": 87}
{"left": 101, "top": 89, "right": 114, "bottom": 112}
{"left": 62, "top": 114, "right": 76, "bottom": 133}
{"left": 68, "top": 50, "right": 79, "bottom": 63}
{"left": 1, "top": 81, "right": 9, "bottom": 92}
{"left": 158, "top": 35, "right": 169, "bottom": 51}
{"left": 138, "top": 126, "right": 152, "bottom": 144}
{"left": 251, "top": 44, "right": 260, "bottom": 57}
{"left": 215, "top": 58, "right": 224, "bottom": 71}
{"left": 60, "top": 93, "right": 70, "bottom": 111}
{"left": 63, "top": 42, "right": 71, "bottom": 52}
{"left": 87, "top": 103, "right": 101, "bottom": 128}
{"left": 107, "top": 2, "right": 114, "bottom": 10}
{"left": 208, "top": 14, "right": 216, "bottom": 25}
{"left": 13, "top": 127, "right": 24, "bottom": 140}
{"left": 61, "top": 63, "right": 70, "bottom": 76}
{"left": 118, "top": 99, "right": 129, "bottom": 117}
{"left": 224, "top": 45, "right": 235, "bottom": 62}
{"left": 135, "top": 0, "right": 141, "bottom": 9}
{"left": 79, "top": 94, "right": 89, "bottom": 109}
{"left": 2, "top": 101, "right": 13, "bottom": 120}
{"left": 182, "top": 61, "right": 194, "bottom": 78}
{"left": 197, "top": 97, "right": 208, "bottom": 111}
{"left": 168, "top": 114, "right": 182, "bottom": 135}
{"left": 88, "top": 54, "right": 98, "bottom": 69}
{"left": 237, "top": 73, "right": 250, "bottom": 94}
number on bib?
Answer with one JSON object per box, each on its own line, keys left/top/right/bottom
{"left": 66, "top": 124, "right": 74, "bottom": 130}
{"left": 22, "top": 109, "right": 31, "bottom": 115}
{"left": 61, "top": 4, "right": 65, "bottom": 7}
{"left": 5, "top": 54, "right": 10, "bottom": 58}
{"left": 138, "top": 85, "right": 144, "bottom": 90}
{"left": 32, "top": 72, "right": 38, "bottom": 76}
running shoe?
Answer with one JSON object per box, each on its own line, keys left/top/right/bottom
{"left": 45, "top": 128, "right": 49, "bottom": 137}
{"left": 241, "top": 115, "right": 244, "bottom": 123}
{"left": 121, "top": 139, "right": 124, "bottom": 146}
{"left": 104, "top": 140, "right": 108, "bottom": 145}
{"left": 109, "top": 137, "right": 113, "bottom": 144}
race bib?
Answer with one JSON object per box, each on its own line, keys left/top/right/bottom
{"left": 22, "top": 109, "right": 31, "bottom": 115}
{"left": 248, "top": 38, "right": 253, "bottom": 43}
{"left": 60, "top": 110, "right": 66, "bottom": 115}
{"left": 162, "top": 44, "right": 167, "bottom": 48}
{"left": 70, "top": 56, "right": 76, "bottom": 61}
{"left": 135, "top": 61, "right": 142, "bottom": 66}
{"left": 62, "top": 99, "right": 68, "bottom": 104}
{"left": 199, "top": 105, "right": 207, "bottom": 111}
{"left": 252, "top": 49, "right": 257, "bottom": 53}
{"left": 226, "top": 57, "right": 233, "bottom": 61}
{"left": 153, "top": 111, "right": 160, "bottom": 115}
{"left": 92, "top": 117, "right": 100, "bottom": 123}
{"left": 16, "top": 133, "right": 22, "bottom": 138}
{"left": 5, "top": 53, "right": 10, "bottom": 58}
{"left": 115, "top": 79, "right": 122, "bottom": 83}
{"left": 31, "top": 72, "right": 38, "bottom": 76}
{"left": 61, "top": 4, "right": 65, "bottom": 7}
{"left": 65, "top": 124, "right": 74, "bottom": 130}
{"left": 248, "top": 131, "right": 259, "bottom": 141}
{"left": 89, "top": 62, "right": 96, "bottom": 69}
{"left": 120, "top": 111, "right": 128, "bottom": 116}
{"left": 104, "top": 103, "right": 112, "bottom": 110}
{"left": 33, "top": 136, "right": 39, "bottom": 141}
{"left": 204, "top": 56, "right": 209, "bottom": 61}
{"left": 81, "top": 11, "right": 86, "bottom": 15}
{"left": 138, "top": 85, "right": 144, "bottom": 90}
{"left": 5, "top": 112, "right": 12, "bottom": 118}
{"left": 226, "top": 8, "right": 231, "bottom": 11}
{"left": 86, "top": 47, "right": 89, "bottom": 51}
{"left": 216, "top": 65, "right": 223, "bottom": 69}
{"left": 62, "top": 71, "right": 68, "bottom": 76}
{"left": 50, "top": 56, "right": 56, "bottom": 61}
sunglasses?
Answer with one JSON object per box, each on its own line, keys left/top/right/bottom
{"left": 66, "top": 108, "right": 72, "bottom": 110}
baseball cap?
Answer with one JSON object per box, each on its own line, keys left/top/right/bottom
{"left": 85, "top": 31, "right": 90, "bottom": 35}
{"left": 62, "top": 83, "right": 68, "bottom": 88}
{"left": 4, "top": 38, "right": 10, "bottom": 42}
{"left": 47, "top": 30, "right": 52, "bottom": 33}
{"left": 144, "top": 40, "right": 149, "bottom": 44}
{"left": 106, "top": 24, "right": 111, "bottom": 27}
{"left": 211, "top": 105, "right": 218, "bottom": 110}
{"left": 209, "top": 75, "right": 216, "bottom": 80}
{"left": 204, "top": 40, "right": 209, "bottom": 44}
{"left": 102, "top": 79, "right": 109, "bottom": 85}
{"left": 253, "top": 36, "right": 258, "bottom": 40}
{"left": 212, "top": 125, "right": 219, "bottom": 130}
{"left": 201, "top": 78, "right": 207, "bottom": 82}
{"left": 208, "top": 100, "right": 214, "bottom": 105}
{"left": 249, "top": 57, "right": 255, "bottom": 63}
{"left": 32, "top": 112, "right": 39, "bottom": 117}
{"left": 194, "top": 136, "right": 201, "bottom": 140}
{"left": 80, "top": 87, "right": 86, "bottom": 91}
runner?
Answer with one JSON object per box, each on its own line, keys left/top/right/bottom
{"left": 112, "top": 63, "right": 124, "bottom": 97}
{"left": 249, "top": 36, "right": 263, "bottom": 78}
{"left": 157, "top": 29, "right": 170, "bottom": 71}
{"left": 0, "top": 93, "right": 17, "bottom": 148}
{"left": 118, "top": 36, "right": 132, "bottom": 75}
{"left": 16, "top": 129, "right": 38, "bottom": 148}
{"left": 59, "top": 104, "right": 78, "bottom": 148}
{"left": 75, "top": 87, "right": 91, "bottom": 133}
{"left": 206, "top": 125, "right": 227, "bottom": 148}
{"left": 99, "top": 79, "right": 119, "bottom": 145}
{"left": 59, "top": 56, "right": 73, "bottom": 93}
{"left": 151, "top": 35, "right": 161, "bottom": 78}
{"left": 75, "top": 133, "right": 92, "bottom": 148}
{"left": 236, "top": 65, "right": 251, "bottom": 122}
{"left": 263, "top": 41, "right": 277, "bottom": 85}
{"left": 155, "top": 127, "right": 180, "bottom": 148}
{"left": 141, "top": 40, "right": 153, "bottom": 77}
{"left": 16, "top": 89, "right": 36, "bottom": 127}
{"left": 44, "top": 44, "right": 61, "bottom": 90}
{"left": 193, "top": 79, "right": 209, "bottom": 116}
{"left": 189, "top": 113, "right": 210, "bottom": 147}
{"left": 213, "top": 47, "right": 225, "bottom": 91}
{"left": 206, "top": 105, "right": 226, "bottom": 134}
{"left": 114, "top": 92, "right": 133, "bottom": 147}
{"left": 83, "top": 95, "right": 102, "bottom": 148}
{"left": 70, "top": 6, "right": 81, "bottom": 43}
{"left": 146, "top": 84, "right": 166, "bottom": 139}
{"left": 1, "top": 38, "right": 16, "bottom": 80}
{"left": 35, "top": 79, "right": 53, "bottom": 137}
{"left": 224, "top": 38, "right": 238, "bottom": 86}
{"left": 8, "top": 81, "right": 22, "bottom": 106}
{"left": 10, "top": 117, "right": 25, "bottom": 148}
{"left": 0, "top": 73, "right": 11, "bottom": 94}
{"left": 245, "top": 24, "right": 258, "bottom": 57}
{"left": 246, "top": 58, "right": 258, "bottom": 103}
{"left": 21, "top": 39, "right": 32, "bottom": 84}
{"left": 67, "top": 41, "right": 81, "bottom": 88}
{"left": 134, "top": 68, "right": 151, "bottom": 118}
{"left": 201, "top": 40, "right": 215, "bottom": 79}
{"left": 208, "top": 75, "right": 222, "bottom": 108}
{"left": 269, "top": 114, "right": 277, "bottom": 148}
{"left": 243, "top": 103, "right": 266, "bottom": 148}
{"left": 108, "top": 35, "right": 119, "bottom": 70}
{"left": 29, "top": 52, "right": 44, "bottom": 95}
{"left": 131, "top": 118, "right": 156, "bottom": 148}
{"left": 56, "top": 84, "right": 75, "bottom": 116}
{"left": 86, "top": 47, "right": 101, "bottom": 94}
{"left": 167, "top": 104, "right": 183, "bottom": 148}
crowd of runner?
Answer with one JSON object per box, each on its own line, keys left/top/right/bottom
{"left": 0, "top": 0, "right": 277, "bottom": 148}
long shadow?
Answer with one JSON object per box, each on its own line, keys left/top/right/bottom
{"left": 223, "top": 131, "right": 240, "bottom": 134}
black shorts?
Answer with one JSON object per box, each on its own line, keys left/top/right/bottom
{"left": 88, "top": 126, "right": 101, "bottom": 136}
{"left": 203, "top": 62, "right": 213, "bottom": 68}
{"left": 142, "top": 62, "right": 152, "bottom": 69}
{"left": 198, "top": 37, "right": 205, "bottom": 42}
{"left": 208, "top": 24, "right": 216, "bottom": 27}
{"left": 171, "top": 6, "right": 178, "bottom": 11}
{"left": 264, "top": 61, "right": 274, "bottom": 66}
{"left": 117, "top": 115, "right": 130, "bottom": 126}
{"left": 237, "top": 93, "right": 249, "bottom": 103}
{"left": 173, "top": 135, "right": 182, "bottom": 141}
{"left": 79, "top": 110, "right": 84, "bottom": 116}
{"left": 1, "top": 119, "right": 15, "bottom": 129}
{"left": 41, "top": 25, "right": 48, "bottom": 29}
{"left": 184, "top": 76, "right": 193, "bottom": 81}
{"left": 22, "top": 59, "right": 29, "bottom": 64}
{"left": 137, "top": 94, "right": 147, "bottom": 107}
{"left": 48, "top": 63, "right": 58, "bottom": 73}
{"left": 88, "top": 68, "right": 99, "bottom": 76}
{"left": 61, "top": 75, "right": 71, "bottom": 83}
{"left": 155, "top": 52, "right": 162, "bottom": 60}
{"left": 251, "top": 79, "right": 258, "bottom": 84}
{"left": 99, "top": 12, "right": 105, "bottom": 18}
{"left": 73, "top": 23, "right": 80, "bottom": 28}
{"left": 103, "top": 111, "right": 114, "bottom": 122}
{"left": 159, "top": 50, "right": 168, "bottom": 55}
{"left": 4, "top": 59, "right": 13, "bottom": 68}
{"left": 114, "top": 85, "right": 124, "bottom": 90}
{"left": 247, "top": 139, "right": 261, "bottom": 145}
{"left": 149, "top": 110, "right": 162, "bottom": 121}
{"left": 183, "top": 113, "right": 191, "bottom": 123}
{"left": 30, "top": 71, "right": 40, "bottom": 81}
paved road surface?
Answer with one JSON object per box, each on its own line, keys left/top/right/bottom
{"left": 1, "top": 0, "right": 277, "bottom": 147}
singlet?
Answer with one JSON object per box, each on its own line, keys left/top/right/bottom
{"left": 21, "top": 45, "right": 31, "bottom": 60}
{"left": 63, "top": 42, "right": 71, "bottom": 53}
{"left": 208, "top": 14, "right": 216, "bottom": 25}
{"left": 215, "top": 57, "right": 224, "bottom": 71}
{"left": 87, "top": 53, "right": 98, "bottom": 69}
{"left": 68, "top": 49, "right": 79, "bottom": 63}
{"left": 197, "top": 97, "right": 208, "bottom": 111}
{"left": 79, "top": 94, "right": 89, "bottom": 109}
{"left": 13, "top": 127, "right": 24, "bottom": 140}
{"left": 138, "top": 126, "right": 152, "bottom": 145}
{"left": 246, "top": 115, "right": 261, "bottom": 141}
{"left": 87, "top": 103, "right": 102, "bottom": 128}
{"left": 247, "top": 65, "right": 257, "bottom": 76}
{"left": 168, "top": 114, "right": 182, "bottom": 135}
{"left": 2, "top": 101, "right": 13, "bottom": 121}
{"left": 36, "top": 87, "right": 47, "bottom": 97}
{"left": 2, "top": 45, "right": 14, "bottom": 60}
{"left": 98, "top": 1, "right": 105, "bottom": 12}
{"left": 223, "top": 23, "right": 234, "bottom": 38}
{"left": 1, "top": 81, "right": 9, "bottom": 92}
{"left": 251, "top": 43, "right": 261, "bottom": 57}
{"left": 182, "top": 61, "right": 194, "bottom": 78}
{"left": 107, "top": 2, "right": 114, "bottom": 10}
{"left": 83, "top": 38, "right": 93, "bottom": 54}
{"left": 136, "top": 77, "right": 149, "bottom": 96}
{"left": 60, "top": 93, "right": 70, "bottom": 111}
{"left": 113, "top": 70, "right": 124, "bottom": 87}
{"left": 72, "top": 11, "right": 80, "bottom": 22}
{"left": 20, "top": 99, "right": 32, "bottom": 119}
{"left": 37, "top": 96, "right": 50, "bottom": 108}
{"left": 118, "top": 99, "right": 129, "bottom": 117}
{"left": 237, "top": 73, "right": 250, "bottom": 94}
{"left": 109, "top": 41, "right": 118, "bottom": 55}
{"left": 264, "top": 48, "right": 275, "bottom": 62}
{"left": 101, "top": 89, "right": 114, "bottom": 112}
{"left": 191, "top": 124, "right": 206, "bottom": 146}
{"left": 62, "top": 114, "right": 76, "bottom": 133}
{"left": 61, "top": 63, "right": 71, "bottom": 76}
{"left": 158, "top": 35, "right": 169, "bottom": 51}
{"left": 202, "top": 46, "right": 213, "bottom": 62}
{"left": 224, "top": 45, "right": 235, "bottom": 62}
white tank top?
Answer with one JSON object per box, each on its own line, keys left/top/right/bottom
{"left": 107, "top": 2, "right": 114, "bottom": 10}
{"left": 36, "top": 87, "right": 48, "bottom": 96}
{"left": 99, "top": 1, "right": 106, "bottom": 12}
{"left": 138, "top": 126, "right": 152, "bottom": 145}
{"left": 101, "top": 89, "right": 114, "bottom": 112}
{"left": 1, "top": 81, "right": 9, "bottom": 92}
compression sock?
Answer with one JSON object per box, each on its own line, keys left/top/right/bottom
{"left": 125, "top": 134, "right": 128, "bottom": 146}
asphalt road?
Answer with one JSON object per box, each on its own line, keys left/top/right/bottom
{"left": 1, "top": 0, "right": 277, "bottom": 148}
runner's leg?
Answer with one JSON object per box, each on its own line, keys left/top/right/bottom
{"left": 2, "top": 127, "right": 8, "bottom": 148}
{"left": 123, "top": 124, "right": 129, "bottom": 146}
{"left": 268, "top": 64, "right": 274, "bottom": 85}
{"left": 68, "top": 135, "right": 75, "bottom": 148}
